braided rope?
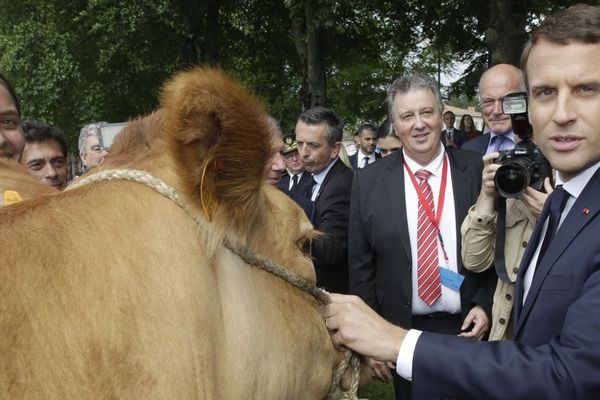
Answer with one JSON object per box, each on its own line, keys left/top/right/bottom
{"left": 68, "top": 168, "right": 361, "bottom": 400}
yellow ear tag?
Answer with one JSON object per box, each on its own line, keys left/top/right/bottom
{"left": 3, "top": 190, "right": 23, "bottom": 205}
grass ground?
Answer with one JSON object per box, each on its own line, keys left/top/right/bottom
{"left": 358, "top": 380, "right": 395, "bottom": 399}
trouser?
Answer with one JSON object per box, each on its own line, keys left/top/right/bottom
{"left": 392, "top": 313, "right": 462, "bottom": 400}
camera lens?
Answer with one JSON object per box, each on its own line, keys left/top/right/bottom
{"left": 495, "top": 161, "right": 530, "bottom": 198}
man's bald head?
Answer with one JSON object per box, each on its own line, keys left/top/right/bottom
{"left": 478, "top": 64, "right": 526, "bottom": 135}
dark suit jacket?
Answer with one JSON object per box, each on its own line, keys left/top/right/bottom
{"left": 461, "top": 132, "right": 491, "bottom": 154}
{"left": 412, "top": 168, "right": 600, "bottom": 399}
{"left": 348, "top": 148, "right": 495, "bottom": 329}
{"left": 277, "top": 170, "right": 312, "bottom": 199}
{"left": 441, "top": 128, "right": 467, "bottom": 149}
{"left": 312, "top": 158, "right": 354, "bottom": 294}
{"left": 349, "top": 151, "right": 381, "bottom": 170}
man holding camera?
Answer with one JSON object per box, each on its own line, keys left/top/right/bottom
{"left": 463, "top": 74, "right": 555, "bottom": 341}
{"left": 460, "top": 149, "right": 552, "bottom": 340}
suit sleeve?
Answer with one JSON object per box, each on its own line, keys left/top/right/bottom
{"left": 348, "top": 173, "right": 378, "bottom": 311}
{"left": 310, "top": 170, "right": 352, "bottom": 272}
{"left": 412, "top": 269, "right": 600, "bottom": 400}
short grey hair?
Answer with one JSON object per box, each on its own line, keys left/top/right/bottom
{"left": 386, "top": 74, "right": 444, "bottom": 122}
{"left": 78, "top": 123, "right": 101, "bottom": 155}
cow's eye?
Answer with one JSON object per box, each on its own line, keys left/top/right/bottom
{"left": 297, "top": 230, "right": 320, "bottom": 259}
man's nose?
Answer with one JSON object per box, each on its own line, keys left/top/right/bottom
{"left": 492, "top": 99, "right": 504, "bottom": 114}
{"left": 44, "top": 164, "right": 59, "bottom": 178}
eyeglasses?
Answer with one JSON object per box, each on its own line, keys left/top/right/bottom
{"left": 480, "top": 98, "right": 504, "bottom": 113}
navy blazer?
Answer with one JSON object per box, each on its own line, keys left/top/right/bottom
{"left": 277, "top": 171, "right": 312, "bottom": 199}
{"left": 348, "top": 148, "right": 495, "bottom": 328}
{"left": 311, "top": 158, "right": 354, "bottom": 294}
{"left": 349, "top": 151, "right": 381, "bottom": 171}
{"left": 440, "top": 128, "right": 467, "bottom": 149}
{"left": 461, "top": 132, "right": 491, "bottom": 154}
{"left": 412, "top": 167, "right": 600, "bottom": 399}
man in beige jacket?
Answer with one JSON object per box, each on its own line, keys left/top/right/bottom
{"left": 461, "top": 151, "right": 551, "bottom": 340}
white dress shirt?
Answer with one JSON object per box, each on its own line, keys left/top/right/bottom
{"left": 288, "top": 171, "right": 305, "bottom": 191}
{"left": 403, "top": 144, "right": 460, "bottom": 315}
{"left": 357, "top": 149, "right": 376, "bottom": 168}
{"left": 310, "top": 158, "right": 338, "bottom": 201}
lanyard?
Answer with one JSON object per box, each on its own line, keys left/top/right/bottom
{"left": 404, "top": 155, "right": 450, "bottom": 263}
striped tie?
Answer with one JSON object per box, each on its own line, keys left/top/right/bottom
{"left": 415, "top": 169, "right": 442, "bottom": 306}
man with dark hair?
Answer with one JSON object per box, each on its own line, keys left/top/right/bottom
{"left": 441, "top": 111, "right": 466, "bottom": 148}
{"left": 20, "top": 120, "right": 68, "bottom": 190}
{"left": 0, "top": 74, "right": 24, "bottom": 161}
{"left": 348, "top": 73, "right": 493, "bottom": 400}
{"left": 348, "top": 123, "right": 380, "bottom": 169}
{"left": 295, "top": 106, "right": 353, "bottom": 293}
{"left": 376, "top": 117, "right": 402, "bottom": 157}
{"left": 324, "top": 4, "right": 600, "bottom": 399}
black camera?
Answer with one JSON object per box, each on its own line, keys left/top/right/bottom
{"left": 493, "top": 92, "right": 551, "bottom": 198}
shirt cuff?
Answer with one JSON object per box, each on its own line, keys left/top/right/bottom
{"left": 395, "top": 329, "right": 422, "bottom": 381}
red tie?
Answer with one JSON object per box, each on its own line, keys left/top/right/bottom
{"left": 415, "top": 169, "right": 442, "bottom": 306}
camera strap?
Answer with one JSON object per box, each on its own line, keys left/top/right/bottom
{"left": 494, "top": 195, "right": 512, "bottom": 283}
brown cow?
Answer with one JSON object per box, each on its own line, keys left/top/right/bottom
{"left": 0, "top": 68, "right": 364, "bottom": 399}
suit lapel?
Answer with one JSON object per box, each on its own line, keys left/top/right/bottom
{"left": 314, "top": 159, "right": 341, "bottom": 205}
{"left": 515, "top": 170, "right": 600, "bottom": 335}
{"left": 383, "top": 152, "right": 413, "bottom": 265}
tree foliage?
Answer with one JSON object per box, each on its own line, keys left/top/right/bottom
{"left": 0, "top": 0, "right": 590, "bottom": 149}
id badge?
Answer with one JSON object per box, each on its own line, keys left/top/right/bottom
{"left": 439, "top": 267, "right": 464, "bottom": 291}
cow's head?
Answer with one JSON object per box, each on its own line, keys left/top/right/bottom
{"left": 102, "top": 67, "right": 318, "bottom": 283}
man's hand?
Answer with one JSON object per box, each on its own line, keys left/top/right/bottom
{"left": 459, "top": 305, "right": 490, "bottom": 340}
{"left": 520, "top": 178, "right": 553, "bottom": 219}
{"left": 322, "top": 293, "right": 406, "bottom": 363}
{"left": 474, "top": 152, "right": 501, "bottom": 215}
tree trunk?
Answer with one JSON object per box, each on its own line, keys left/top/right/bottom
{"left": 485, "top": 0, "right": 528, "bottom": 66}
{"left": 289, "top": 0, "right": 327, "bottom": 109}
{"left": 202, "top": 0, "right": 220, "bottom": 66}
{"left": 176, "top": 0, "right": 220, "bottom": 67}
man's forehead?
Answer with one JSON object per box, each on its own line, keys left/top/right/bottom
{"left": 526, "top": 40, "right": 600, "bottom": 86}
{"left": 393, "top": 89, "right": 436, "bottom": 110}
{"left": 23, "top": 140, "right": 63, "bottom": 158}
{"left": 86, "top": 134, "right": 100, "bottom": 144}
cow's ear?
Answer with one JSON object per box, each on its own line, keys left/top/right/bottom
{"left": 160, "top": 67, "right": 270, "bottom": 239}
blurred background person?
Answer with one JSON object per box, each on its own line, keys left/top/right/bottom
{"left": 0, "top": 74, "right": 24, "bottom": 161}
{"left": 349, "top": 123, "right": 380, "bottom": 170}
{"left": 376, "top": 116, "right": 402, "bottom": 157}
{"left": 460, "top": 114, "right": 481, "bottom": 140}
{"left": 20, "top": 120, "right": 68, "bottom": 190}
{"left": 277, "top": 132, "right": 312, "bottom": 198}
{"left": 78, "top": 123, "right": 107, "bottom": 172}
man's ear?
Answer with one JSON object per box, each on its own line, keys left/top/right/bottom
{"left": 330, "top": 141, "right": 341, "bottom": 159}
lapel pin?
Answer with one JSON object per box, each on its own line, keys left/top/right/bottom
{"left": 583, "top": 207, "right": 590, "bottom": 215}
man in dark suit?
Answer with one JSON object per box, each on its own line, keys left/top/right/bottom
{"left": 441, "top": 111, "right": 467, "bottom": 148}
{"left": 277, "top": 133, "right": 312, "bottom": 199}
{"left": 462, "top": 64, "right": 525, "bottom": 155}
{"left": 295, "top": 106, "right": 353, "bottom": 294}
{"left": 348, "top": 123, "right": 381, "bottom": 170}
{"left": 348, "top": 73, "right": 494, "bottom": 399}
{"left": 323, "top": 5, "right": 600, "bottom": 399}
